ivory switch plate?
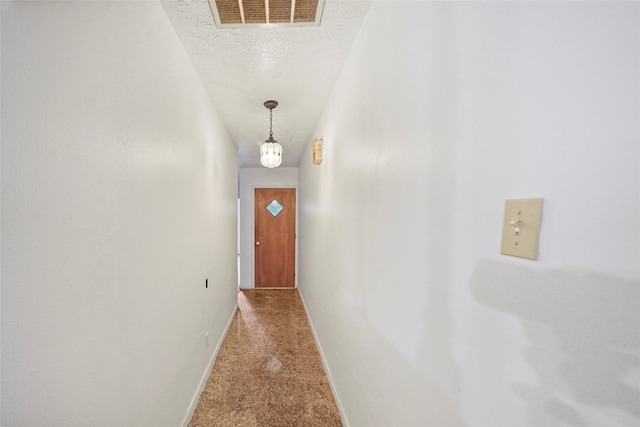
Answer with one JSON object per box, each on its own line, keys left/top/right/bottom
{"left": 500, "top": 198, "right": 543, "bottom": 260}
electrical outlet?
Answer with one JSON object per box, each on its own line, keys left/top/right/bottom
{"left": 500, "top": 198, "right": 543, "bottom": 260}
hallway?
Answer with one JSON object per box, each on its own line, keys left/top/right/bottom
{"left": 2, "top": 1, "right": 638, "bottom": 426}
{"left": 188, "top": 290, "right": 341, "bottom": 426}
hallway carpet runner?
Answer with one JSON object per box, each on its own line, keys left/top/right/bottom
{"left": 188, "top": 289, "right": 342, "bottom": 426}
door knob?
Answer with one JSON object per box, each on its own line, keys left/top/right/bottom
{"left": 255, "top": 241, "right": 260, "bottom": 246}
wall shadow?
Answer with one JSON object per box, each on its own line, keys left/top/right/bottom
{"left": 471, "top": 260, "right": 640, "bottom": 426}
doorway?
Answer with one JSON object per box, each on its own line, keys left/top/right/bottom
{"left": 254, "top": 188, "right": 296, "bottom": 287}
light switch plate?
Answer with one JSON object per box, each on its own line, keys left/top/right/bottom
{"left": 500, "top": 198, "right": 543, "bottom": 260}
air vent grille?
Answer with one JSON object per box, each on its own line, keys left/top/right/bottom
{"left": 294, "top": 0, "right": 318, "bottom": 22}
{"left": 209, "top": 0, "right": 324, "bottom": 28}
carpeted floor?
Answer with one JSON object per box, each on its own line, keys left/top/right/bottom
{"left": 188, "top": 289, "right": 342, "bottom": 427}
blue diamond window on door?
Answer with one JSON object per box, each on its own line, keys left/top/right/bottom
{"left": 266, "top": 199, "right": 284, "bottom": 217}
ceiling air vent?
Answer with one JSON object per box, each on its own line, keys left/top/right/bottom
{"left": 208, "top": 0, "right": 325, "bottom": 28}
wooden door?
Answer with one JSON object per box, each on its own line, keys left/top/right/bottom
{"left": 255, "top": 188, "right": 296, "bottom": 287}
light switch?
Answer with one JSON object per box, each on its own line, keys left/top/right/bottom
{"left": 500, "top": 198, "right": 543, "bottom": 260}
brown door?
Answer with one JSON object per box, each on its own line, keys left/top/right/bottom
{"left": 255, "top": 188, "right": 296, "bottom": 287}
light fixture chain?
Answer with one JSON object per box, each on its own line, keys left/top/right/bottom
{"left": 269, "top": 107, "right": 273, "bottom": 138}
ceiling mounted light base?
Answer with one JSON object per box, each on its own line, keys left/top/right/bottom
{"left": 260, "top": 100, "right": 283, "bottom": 168}
{"left": 264, "top": 100, "right": 278, "bottom": 110}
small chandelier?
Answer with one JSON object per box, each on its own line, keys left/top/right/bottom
{"left": 260, "top": 100, "right": 282, "bottom": 168}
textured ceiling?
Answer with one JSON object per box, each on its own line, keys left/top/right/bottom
{"left": 161, "top": 0, "right": 371, "bottom": 168}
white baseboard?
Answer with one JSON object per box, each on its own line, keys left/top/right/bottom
{"left": 180, "top": 302, "right": 239, "bottom": 427}
{"left": 298, "top": 292, "right": 350, "bottom": 427}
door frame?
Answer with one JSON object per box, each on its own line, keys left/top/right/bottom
{"left": 251, "top": 186, "right": 297, "bottom": 288}
{"left": 253, "top": 186, "right": 298, "bottom": 289}
{"left": 237, "top": 170, "right": 299, "bottom": 289}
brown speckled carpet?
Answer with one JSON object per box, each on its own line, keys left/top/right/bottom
{"left": 188, "top": 289, "right": 342, "bottom": 427}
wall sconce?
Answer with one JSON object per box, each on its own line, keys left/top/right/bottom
{"left": 312, "top": 138, "right": 323, "bottom": 165}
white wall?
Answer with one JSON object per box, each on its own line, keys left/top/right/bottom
{"left": 299, "top": 2, "right": 639, "bottom": 426}
{"left": 0, "top": 3, "right": 3, "bottom": 420}
{"left": 1, "top": 2, "right": 238, "bottom": 426}
{"left": 239, "top": 168, "right": 298, "bottom": 288}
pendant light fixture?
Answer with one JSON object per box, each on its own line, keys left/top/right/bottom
{"left": 260, "top": 100, "right": 283, "bottom": 168}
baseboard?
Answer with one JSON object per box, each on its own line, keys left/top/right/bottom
{"left": 298, "top": 292, "right": 351, "bottom": 427}
{"left": 180, "top": 302, "right": 238, "bottom": 427}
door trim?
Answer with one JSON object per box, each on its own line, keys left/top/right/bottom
{"left": 254, "top": 188, "right": 296, "bottom": 288}
{"left": 251, "top": 186, "right": 298, "bottom": 288}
